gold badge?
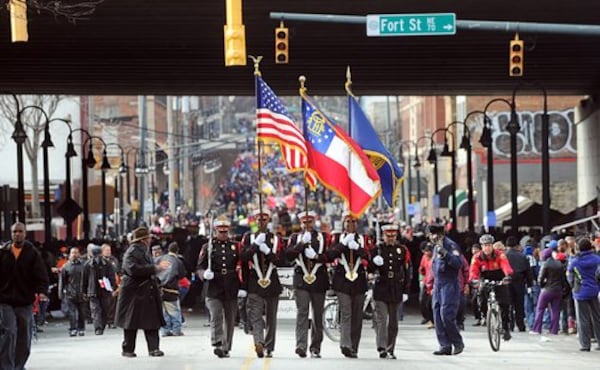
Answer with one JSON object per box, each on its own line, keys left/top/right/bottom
{"left": 345, "top": 271, "right": 358, "bottom": 281}
{"left": 257, "top": 279, "right": 271, "bottom": 288}
{"left": 303, "top": 274, "right": 316, "bottom": 284}
{"left": 231, "top": 245, "right": 236, "bottom": 250}
{"left": 396, "top": 248, "right": 401, "bottom": 254}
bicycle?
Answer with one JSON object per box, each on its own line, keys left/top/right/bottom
{"left": 322, "top": 287, "right": 374, "bottom": 342}
{"left": 477, "top": 279, "right": 508, "bottom": 352}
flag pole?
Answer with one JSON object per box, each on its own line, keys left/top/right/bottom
{"left": 251, "top": 55, "right": 265, "bottom": 216}
{"left": 298, "top": 76, "right": 311, "bottom": 215}
{"left": 344, "top": 66, "right": 356, "bottom": 276}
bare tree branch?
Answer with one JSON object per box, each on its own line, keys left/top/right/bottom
{"left": 6, "top": 1, "right": 106, "bottom": 23}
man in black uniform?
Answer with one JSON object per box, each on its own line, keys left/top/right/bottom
{"left": 197, "top": 217, "right": 243, "bottom": 358}
{"left": 327, "top": 212, "right": 369, "bottom": 358}
{"left": 285, "top": 211, "right": 330, "bottom": 358}
{"left": 240, "top": 210, "right": 283, "bottom": 358}
{"left": 369, "top": 224, "right": 411, "bottom": 359}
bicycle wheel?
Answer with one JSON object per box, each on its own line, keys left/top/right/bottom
{"left": 487, "top": 307, "right": 501, "bottom": 352}
{"left": 323, "top": 301, "right": 341, "bottom": 342}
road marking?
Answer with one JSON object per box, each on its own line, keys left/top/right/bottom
{"left": 241, "top": 343, "right": 255, "bottom": 370}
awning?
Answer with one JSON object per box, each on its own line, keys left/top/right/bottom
{"left": 551, "top": 213, "right": 600, "bottom": 232}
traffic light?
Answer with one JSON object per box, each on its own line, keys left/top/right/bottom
{"left": 224, "top": 24, "right": 246, "bottom": 66}
{"left": 275, "top": 21, "right": 289, "bottom": 64}
{"left": 509, "top": 33, "right": 524, "bottom": 77}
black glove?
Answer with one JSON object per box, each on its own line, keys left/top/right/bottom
{"left": 437, "top": 247, "right": 448, "bottom": 259}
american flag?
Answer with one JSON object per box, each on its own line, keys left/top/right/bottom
{"left": 256, "top": 76, "right": 317, "bottom": 188}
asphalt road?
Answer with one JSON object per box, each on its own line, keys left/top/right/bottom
{"left": 27, "top": 307, "right": 597, "bottom": 370}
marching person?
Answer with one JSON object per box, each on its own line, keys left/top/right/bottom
{"left": 0, "top": 222, "right": 50, "bottom": 370}
{"left": 429, "top": 223, "right": 465, "bottom": 356}
{"left": 240, "top": 210, "right": 283, "bottom": 358}
{"left": 115, "top": 227, "right": 170, "bottom": 358}
{"left": 197, "top": 217, "right": 243, "bottom": 358}
{"left": 285, "top": 211, "right": 330, "bottom": 358}
{"left": 327, "top": 212, "right": 370, "bottom": 359}
{"left": 369, "top": 224, "right": 411, "bottom": 359}
{"left": 469, "top": 234, "right": 514, "bottom": 341}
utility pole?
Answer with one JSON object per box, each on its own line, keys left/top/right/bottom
{"left": 167, "top": 96, "right": 176, "bottom": 214}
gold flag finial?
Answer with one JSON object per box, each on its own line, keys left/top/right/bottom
{"left": 299, "top": 75, "right": 307, "bottom": 95}
{"left": 345, "top": 66, "right": 355, "bottom": 97}
{"left": 249, "top": 55, "right": 263, "bottom": 76}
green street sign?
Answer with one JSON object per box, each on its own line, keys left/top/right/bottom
{"left": 366, "top": 13, "right": 456, "bottom": 36}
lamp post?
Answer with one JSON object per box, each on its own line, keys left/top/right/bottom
{"left": 7, "top": 94, "right": 27, "bottom": 222}
{"left": 438, "top": 129, "right": 456, "bottom": 232}
{"left": 446, "top": 120, "right": 476, "bottom": 233}
{"left": 25, "top": 103, "right": 73, "bottom": 243}
{"left": 82, "top": 135, "right": 110, "bottom": 239}
{"left": 414, "top": 135, "right": 431, "bottom": 216}
{"left": 105, "top": 143, "right": 125, "bottom": 237}
{"left": 399, "top": 141, "right": 414, "bottom": 223}
{"left": 483, "top": 98, "right": 514, "bottom": 233}
{"left": 511, "top": 82, "right": 550, "bottom": 234}
{"left": 134, "top": 151, "right": 148, "bottom": 227}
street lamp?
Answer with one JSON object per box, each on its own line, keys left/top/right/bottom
{"left": 105, "top": 143, "right": 125, "bottom": 237}
{"left": 399, "top": 141, "right": 414, "bottom": 223}
{"left": 82, "top": 134, "right": 110, "bottom": 239}
{"left": 4, "top": 93, "right": 26, "bottom": 222}
{"left": 483, "top": 98, "right": 514, "bottom": 233}
{"left": 134, "top": 150, "right": 149, "bottom": 227}
{"left": 438, "top": 128, "right": 456, "bottom": 232}
{"left": 414, "top": 135, "right": 431, "bottom": 212}
{"left": 512, "top": 82, "right": 550, "bottom": 234}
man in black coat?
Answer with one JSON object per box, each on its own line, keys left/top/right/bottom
{"left": 0, "top": 222, "right": 49, "bottom": 370}
{"left": 115, "top": 227, "right": 170, "bottom": 358}
{"left": 504, "top": 236, "right": 533, "bottom": 332}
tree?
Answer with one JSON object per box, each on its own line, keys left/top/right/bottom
{"left": 0, "top": 95, "right": 64, "bottom": 218}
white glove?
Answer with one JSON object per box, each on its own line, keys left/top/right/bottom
{"left": 348, "top": 240, "right": 359, "bottom": 250}
{"left": 304, "top": 247, "right": 317, "bottom": 259}
{"left": 301, "top": 232, "right": 312, "bottom": 244}
{"left": 403, "top": 293, "right": 409, "bottom": 303}
{"left": 527, "top": 287, "right": 533, "bottom": 295}
{"left": 259, "top": 243, "right": 271, "bottom": 255}
{"left": 373, "top": 255, "right": 384, "bottom": 266}
{"left": 341, "top": 233, "right": 355, "bottom": 246}
{"left": 254, "top": 233, "right": 266, "bottom": 245}
{"left": 237, "top": 289, "right": 248, "bottom": 298}
{"left": 203, "top": 269, "right": 214, "bottom": 280}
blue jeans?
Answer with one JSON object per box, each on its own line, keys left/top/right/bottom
{"left": 161, "top": 300, "right": 183, "bottom": 335}
{"left": 524, "top": 284, "right": 540, "bottom": 328}
{"left": 0, "top": 304, "right": 34, "bottom": 370}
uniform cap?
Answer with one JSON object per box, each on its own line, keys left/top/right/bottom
{"left": 297, "top": 211, "right": 317, "bottom": 220}
{"left": 252, "top": 209, "right": 271, "bottom": 218}
{"left": 381, "top": 224, "right": 399, "bottom": 233}
{"left": 213, "top": 216, "right": 231, "bottom": 228}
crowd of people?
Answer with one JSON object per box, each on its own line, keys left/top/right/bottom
{"left": 1, "top": 147, "right": 600, "bottom": 368}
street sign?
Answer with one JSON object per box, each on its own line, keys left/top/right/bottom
{"left": 366, "top": 13, "right": 456, "bottom": 37}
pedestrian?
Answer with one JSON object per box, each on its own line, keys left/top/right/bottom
{"left": 429, "top": 223, "right": 465, "bottom": 356}
{"left": 369, "top": 224, "right": 411, "bottom": 359}
{"left": 83, "top": 244, "right": 117, "bottom": 335}
{"left": 327, "top": 211, "right": 370, "bottom": 358}
{"left": 197, "top": 217, "right": 243, "bottom": 358}
{"left": 156, "top": 242, "right": 187, "bottom": 337}
{"left": 0, "top": 222, "right": 50, "bottom": 370}
{"left": 59, "top": 247, "right": 87, "bottom": 337}
{"left": 566, "top": 237, "right": 600, "bottom": 351}
{"left": 240, "top": 210, "right": 283, "bottom": 358}
{"left": 285, "top": 210, "right": 330, "bottom": 358}
{"left": 504, "top": 236, "right": 533, "bottom": 332}
{"left": 115, "top": 227, "right": 170, "bottom": 358}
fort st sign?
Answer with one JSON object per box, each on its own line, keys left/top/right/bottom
{"left": 366, "top": 13, "right": 456, "bottom": 36}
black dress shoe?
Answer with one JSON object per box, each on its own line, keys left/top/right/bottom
{"left": 265, "top": 349, "right": 273, "bottom": 358}
{"left": 295, "top": 348, "right": 307, "bottom": 358}
{"left": 95, "top": 329, "right": 103, "bottom": 335}
{"left": 222, "top": 351, "right": 230, "bottom": 358}
{"left": 214, "top": 348, "right": 225, "bottom": 358}
{"left": 121, "top": 352, "right": 137, "bottom": 358}
{"left": 310, "top": 350, "right": 321, "bottom": 358}
{"left": 379, "top": 350, "right": 387, "bottom": 358}
{"left": 255, "top": 343, "right": 264, "bottom": 358}
{"left": 579, "top": 348, "right": 591, "bottom": 352}
{"left": 149, "top": 349, "right": 164, "bottom": 357}
{"left": 341, "top": 347, "right": 353, "bottom": 357}
{"left": 433, "top": 348, "right": 452, "bottom": 355}
{"left": 387, "top": 352, "right": 397, "bottom": 359}
{"left": 453, "top": 344, "right": 464, "bottom": 355}
{"left": 503, "top": 331, "right": 512, "bottom": 341}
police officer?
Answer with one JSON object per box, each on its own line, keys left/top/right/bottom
{"left": 429, "top": 223, "right": 465, "bottom": 355}
{"left": 285, "top": 211, "right": 330, "bottom": 358}
{"left": 240, "top": 210, "right": 283, "bottom": 358}
{"left": 369, "top": 224, "right": 411, "bottom": 359}
{"left": 197, "top": 217, "right": 243, "bottom": 358}
{"left": 327, "top": 211, "right": 370, "bottom": 358}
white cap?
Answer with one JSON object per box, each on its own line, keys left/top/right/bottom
{"left": 252, "top": 209, "right": 271, "bottom": 218}
{"left": 297, "top": 211, "right": 317, "bottom": 220}
{"left": 381, "top": 224, "right": 400, "bottom": 233}
{"left": 213, "top": 216, "right": 231, "bottom": 228}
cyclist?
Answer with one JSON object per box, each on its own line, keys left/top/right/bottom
{"left": 469, "top": 234, "right": 514, "bottom": 341}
